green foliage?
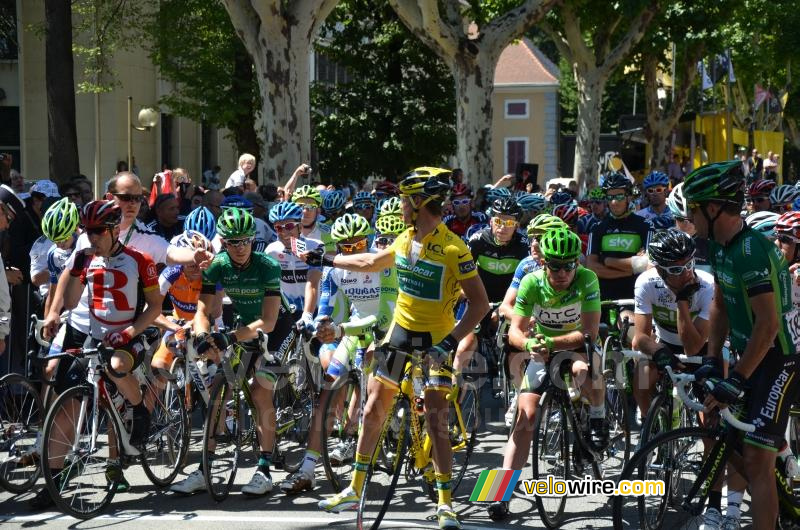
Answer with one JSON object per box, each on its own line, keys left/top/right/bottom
{"left": 312, "top": 0, "right": 456, "bottom": 182}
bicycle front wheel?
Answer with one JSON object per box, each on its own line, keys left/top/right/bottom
{"left": 606, "top": 382, "right": 631, "bottom": 466}
{"left": 321, "top": 374, "right": 360, "bottom": 493}
{"left": 0, "top": 373, "right": 44, "bottom": 493}
{"left": 612, "top": 426, "right": 713, "bottom": 530}
{"left": 531, "top": 391, "right": 570, "bottom": 529}
{"left": 203, "top": 377, "right": 242, "bottom": 502}
{"left": 41, "top": 385, "right": 118, "bottom": 519}
{"left": 357, "top": 397, "right": 411, "bottom": 530}
{"left": 140, "top": 378, "right": 189, "bottom": 487}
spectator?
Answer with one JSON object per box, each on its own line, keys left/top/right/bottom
{"left": 70, "top": 175, "right": 94, "bottom": 204}
{"left": 667, "top": 153, "right": 684, "bottom": 185}
{"left": 244, "top": 191, "right": 268, "bottom": 222}
{"left": 244, "top": 177, "right": 258, "bottom": 193}
{"left": 0, "top": 153, "right": 11, "bottom": 185}
{"left": 146, "top": 193, "right": 183, "bottom": 241}
{"left": 764, "top": 152, "right": 780, "bottom": 180}
{"left": 203, "top": 165, "right": 222, "bottom": 190}
{"left": 116, "top": 160, "right": 129, "bottom": 173}
{"left": 0, "top": 185, "right": 19, "bottom": 364}
{"left": 60, "top": 183, "right": 83, "bottom": 206}
{"left": 10, "top": 170, "right": 25, "bottom": 197}
{"left": 748, "top": 149, "right": 763, "bottom": 178}
{"left": 189, "top": 189, "right": 204, "bottom": 210}
{"left": 225, "top": 153, "right": 256, "bottom": 191}
{"left": 202, "top": 189, "right": 224, "bottom": 218}
{"left": 451, "top": 168, "right": 464, "bottom": 185}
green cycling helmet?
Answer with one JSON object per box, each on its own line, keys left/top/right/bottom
{"left": 682, "top": 160, "right": 745, "bottom": 204}
{"left": 42, "top": 197, "right": 80, "bottom": 243}
{"left": 330, "top": 213, "right": 373, "bottom": 242}
{"left": 526, "top": 213, "right": 568, "bottom": 238}
{"left": 587, "top": 187, "right": 606, "bottom": 201}
{"left": 292, "top": 184, "right": 322, "bottom": 206}
{"left": 539, "top": 227, "right": 582, "bottom": 261}
{"left": 216, "top": 207, "right": 256, "bottom": 239}
{"left": 379, "top": 196, "right": 402, "bottom": 217}
{"left": 375, "top": 214, "right": 407, "bottom": 236}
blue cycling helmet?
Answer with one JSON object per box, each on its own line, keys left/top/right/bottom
{"left": 793, "top": 196, "right": 800, "bottom": 212}
{"left": 183, "top": 206, "right": 217, "bottom": 240}
{"left": 353, "top": 190, "right": 376, "bottom": 207}
{"left": 643, "top": 171, "right": 669, "bottom": 189}
{"left": 322, "top": 190, "right": 346, "bottom": 214}
{"left": 649, "top": 213, "right": 676, "bottom": 230}
{"left": 485, "top": 187, "right": 512, "bottom": 204}
{"left": 465, "top": 222, "right": 488, "bottom": 241}
{"left": 746, "top": 211, "right": 779, "bottom": 239}
{"left": 549, "top": 191, "right": 573, "bottom": 206}
{"left": 221, "top": 195, "right": 254, "bottom": 212}
{"left": 517, "top": 192, "right": 546, "bottom": 214}
{"left": 269, "top": 201, "right": 303, "bottom": 223}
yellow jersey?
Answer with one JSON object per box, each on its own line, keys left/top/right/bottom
{"left": 388, "top": 222, "right": 478, "bottom": 338}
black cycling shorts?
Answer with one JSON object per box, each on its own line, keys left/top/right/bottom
{"left": 375, "top": 322, "right": 453, "bottom": 392}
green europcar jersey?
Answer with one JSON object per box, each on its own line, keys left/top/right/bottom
{"left": 514, "top": 266, "right": 601, "bottom": 337}
{"left": 201, "top": 251, "right": 282, "bottom": 324}
{"left": 708, "top": 225, "right": 800, "bottom": 355}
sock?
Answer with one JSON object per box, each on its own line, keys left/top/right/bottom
{"left": 708, "top": 490, "right": 722, "bottom": 512}
{"left": 257, "top": 451, "right": 272, "bottom": 476}
{"left": 436, "top": 472, "right": 452, "bottom": 507}
{"left": 300, "top": 449, "right": 320, "bottom": 475}
{"left": 589, "top": 405, "right": 605, "bottom": 419}
{"left": 727, "top": 490, "right": 744, "bottom": 519}
{"left": 351, "top": 452, "right": 371, "bottom": 494}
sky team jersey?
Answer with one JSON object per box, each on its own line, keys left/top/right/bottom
{"left": 159, "top": 266, "right": 202, "bottom": 320}
{"left": 634, "top": 268, "right": 714, "bottom": 346}
{"left": 510, "top": 255, "right": 541, "bottom": 290}
{"left": 709, "top": 226, "right": 800, "bottom": 355}
{"left": 388, "top": 223, "right": 478, "bottom": 337}
{"left": 78, "top": 246, "right": 159, "bottom": 340}
{"left": 201, "top": 251, "right": 281, "bottom": 324}
{"left": 468, "top": 227, "right": 528, "bottom": 302}
{"left": 318, "top": 264, "right": 398, "bottom": 331}
{"left": 264, "top": 237, "right": 321, "bottom": 311}
{"left": 587, "top": 212, "right": 652, "bottom": 300}
{"left": 514, "top": 266, "right": 601, "bottom": 338}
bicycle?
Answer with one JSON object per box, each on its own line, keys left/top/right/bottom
{"left": 40, "top": 328, "right": 189, "bottom": 519}
{"left": 201, "top": 326, "right": 318, "bottom": 501}
{"left": 612, "top": 366, "right": 800, "bottom": 529}
{"left": 320, "top": 314, "right": 378, "bottom": 493}
{"left": 357, "top": 348, "right": 479, "bottom": 530}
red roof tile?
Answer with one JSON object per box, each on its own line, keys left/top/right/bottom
{"left": 494, "top": 37, "right": 560, "bottom": 86}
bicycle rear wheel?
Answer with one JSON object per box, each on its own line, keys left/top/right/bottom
{"left": 605, "top": 383, "right": 631, "bottom": 466}
{"left": 203, "top": 377, "right": 242, "bottom": 502}
{"left": 531, "top": 391, "right": 570, "bottom": 529}
{"left": 141, "top": 378, "right": 189, "bottom": 487}
{"left": 357, "top": 398, "right": 410, "bottom": 530}
{"left": 612, "top": 426, "right": 712, "bottom": 530}
{"left": 321, "top": 374, "right": 360, "bottom": 493}
{"left": 273, "top": 355, "right": 313, "bottom": 473}
{"left": 0, "top": 373, "right": 44, "bottom": 493}
{"left": 640, "top": 393, "right": 669, "bottom": 448}
{"left": 41, "top": 385, "right": 118, "bottom": 519}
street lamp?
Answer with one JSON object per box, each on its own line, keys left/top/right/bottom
{"left": 127, "top": 96, "right": 159, "bottom": 171}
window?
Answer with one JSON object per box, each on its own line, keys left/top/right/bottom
{"left": 505, "top": 99, "right": 529, "bottom": 119}
{"left": 505, "top": 138, "right": 528, "bottom": 174}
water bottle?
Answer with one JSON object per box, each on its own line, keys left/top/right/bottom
{"left": 412, "top": 366, "right": 425, "bottom": 415}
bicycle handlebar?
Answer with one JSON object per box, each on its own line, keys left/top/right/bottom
{"left": 340, "top": 315, "right": 378, "bottom": 337}
{"left": 665, "top": 366, "right": 755, "bottom": 433}
{"left": 619, "top": 349, "right": 703, "bottom": 366}
{"left": 30, "top": 314, "right": 66, "bottom": 348}
{"left": 600, "top": 299, "right": 636, "bottom": 308}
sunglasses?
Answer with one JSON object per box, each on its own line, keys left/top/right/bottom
{"left": 274, "top": 222, "right": 299, "bottom": 232}
{"left": 647, "top": 186, "right": 667, "bottom": 194}
{"left": 113, "top": 193, "right": 142, "bottom": 203}
{"left": 297, "top": 203, "right": 318, "bottom": 211}
{"left": 338, "top": 238, "right": 368, "bottom": 252}
{"left": 658, "top": 258, "right": 695, "bottom": 275}
{"left": 606, "top": 193, "right": 627, "bottom": 201}
{"left": 778, "top": 234, "right": 800, "bottom": 244}
{"left": 452, "top": 198, "right": 471, "bottom": 206}
{"left": 85, "top": 226, "right": 110, "bottom": 236}
{"left": 375, "top": 236, "right": 396, "bottom": 246}
{"left": 492, "top": 217, "right": 518, "bottom": 228}
{"left": 354, "top": 203, "right": 373, "bottom": 210}
{"left": 224, "top": 237, "right": 253, "bottom": 247}
{"left": 545, "top": 260, "right": 578, "bottom": 272}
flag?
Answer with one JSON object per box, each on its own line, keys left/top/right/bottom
{"left": 754, "top": 84, "right": 769, "bottom": 109}
{"left": 768, "top": 92, "right": 783, "bottom": 114}
{"left": 781, "top": 91, "right": 789, "bottom": 112}
{"left": 470, "top": 469, "right": 521, "bottom": 502}
{"left": 697, "top": 60, "right": 713, "bottom": 91}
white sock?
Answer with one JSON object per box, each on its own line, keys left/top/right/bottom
{"left": 589, "top": 405, "right": 605, "bottom": 419}
{"left": 727, "top": 490, "right": 744, "bottom": 519}
{"left": 300, "top": 449, "right": 320, "bottom": 474}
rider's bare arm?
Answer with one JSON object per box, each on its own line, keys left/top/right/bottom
{"left": 234, "top": 295, "right": 281, "bottom": 342}
{"left": 675, "top": 305, "right": 709, "bottom": 357}
{"left": 193, "top": 293, "right": 215, "bottom": 335}
{"left": 586, "top": 254, "right": 633, "bottom": 279}
{"left": 706, "top": 283, "right": 729, "bottom": 361}
{"left": 330, "top": 247, "right": 395, "bottom": 273}
{"left": 632, "top": 313, "right": 660, "bottom": 355}
{"left": 303, "top": 268, "right": 321, "bottom": 316}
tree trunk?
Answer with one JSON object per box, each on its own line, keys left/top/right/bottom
{"left": 45, "top": 0, "right": 79, "bottom": 184}
{"left": 453, "top": 50, "right": 499, "bottom": 186}
{"left": 229, "top": 44, "right": 261, "bottom": 170}
{"left": 573, "top": 71, "right": 606, "bottom": 188}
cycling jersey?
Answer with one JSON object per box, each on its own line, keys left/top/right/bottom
{"left": 577, "top": 213, "right": 604, "bottom": 235}
{"left": 468, "top": 227, "right": 529, "bottom": 303}
{"left": 318, "top": 221, "right": 336, "bottom": 253}
{"left": 514, "top": 266, "right": 601, "bottom": 337}
{"left": 201, "top": 251, "right": 281, "bottom": 325}
{"left": 387, "top": 223, "right": 478, "bottom": 341}
{"left": 159, "top": 265, "right": 202, "bottom": 321}
{"left": 47, "top": 245, "right": 73, "bottom": 287}
{"left": 634, "top": 268, "right": 714, "bottom": 346}
{"left": 264, "top": 237, "right": 322, "bottom": 311}
{"left": 443, "top": 212, "right": 488, "bottom": 238}
{"left": 78, "top": 245, "right": 160, "bottom": 340}
{"left": 510, "top": 255, "right": 541, "bottom": 290}
{"left": 587, "top": 212, "right": 652, "bottom": 300}
{"left": 636, "top": 205, "right": 672, "bottom": 222}
{"left": 317, "top": 265, "right": 397, "bottom": 331}
{"left": 30, "top": 235, "right": 55, "bottom": 297}
{"left": 708, "top": 225, "right": 800, "bottom": 355}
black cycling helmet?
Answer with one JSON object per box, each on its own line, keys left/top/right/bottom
{"left": 490, "top": 197, "right": 522, "bottom": 220}
{"left": 648, "top": 228, "right": 696, "bottom": 266}
{"left": 602, "top": 172, "right": 633, "bottom": 194}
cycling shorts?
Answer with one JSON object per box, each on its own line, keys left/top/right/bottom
{"left": 375, "top": 322, "right": 453, "bottom": 392}
{"left": 742, "top": 350, "right": 800, "bottom": 452}
{"left": 519, "top": 350, "right": 595, "bottom": 394}
{"left": 234, "top": 338, "right": 280, "bottom": 383}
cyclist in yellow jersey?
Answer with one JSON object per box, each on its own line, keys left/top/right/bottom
{"left": 307, "top": 168, "right": 489, "bottom": 530}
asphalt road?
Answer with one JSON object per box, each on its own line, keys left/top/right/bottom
{"left": 1, "top": 388, "right": 751, "bottom": 529}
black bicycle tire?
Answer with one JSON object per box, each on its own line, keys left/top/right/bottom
{"left": 640, "top": 393, "right": 669, "bottom": 448}
{"left": 140, "top": 377, "right": 190, "bottom": 487}
{"left": 202, "top": 377, "right": 241, "bottom": 502}
{"left": 320, "top": 373, "right": 359, "bottom": 493}
{"left": 531, "top": 391, "right": 570, "bottom": 528}
{"left": 0, "top": 373, "right": 44, "bottom": 493}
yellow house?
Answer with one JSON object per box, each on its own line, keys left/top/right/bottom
{"left": 492, "top": 37, "right": 560, "bottom": 186}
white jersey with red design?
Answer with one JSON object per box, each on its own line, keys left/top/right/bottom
{"left": 79, "top": 246, "right": 159, "bottom": 340}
